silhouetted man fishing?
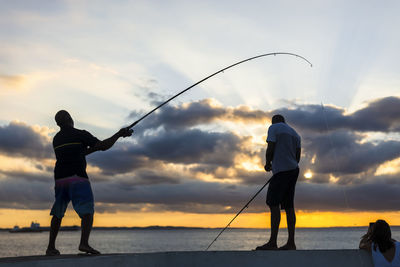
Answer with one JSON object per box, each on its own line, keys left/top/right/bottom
{"left": 256, "top": 114, "right": 301, "bottom": 250}
{"left": 46, "top": 110, "right": 132, "bottom": 256}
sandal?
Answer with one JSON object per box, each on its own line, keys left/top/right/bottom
{"left": 79, "top": 245, "right": 101, "bottom": 255}
{"left": 46, "top": 248, "right": 60, "bottom": 256}
{"left": 255, "top": 243, "right": 278, "bottom": 250}
{"left": 279, "top": 244, "right": 296, "bottom": 250}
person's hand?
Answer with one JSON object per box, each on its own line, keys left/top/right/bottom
{"left": 264, "top": 162, "right": 272, "bottom": 172}
{"left": 118, "top": 127, "right": 134, "bottom": 138}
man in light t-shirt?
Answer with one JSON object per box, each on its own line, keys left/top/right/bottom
{"left": 256, "top": 114, "right": 301, "bottom": 250}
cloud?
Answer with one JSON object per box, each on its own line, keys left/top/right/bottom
{"left": 0, "top": 121, "right": 53, "bottom": 159}
{"left": 1, "top": 165, "right": 400, "bottom": 214}
{"left": 274, "top": 97, "right": 400, "bottom": 133}
{"left": 0, "top": 178, "right": 53, "bottom": 210}
{"left": 88, "top": 128, "right": 245, "bottom": 176}
{"left": 295, "top": 178, "right": 400, "bottom": 212}
{"left": 350, "top": 97, "right": 400, "bottom": 131}
{"left": 89, "top": 173, "right": 400, "bottom": 213}
{"left": 0, "top": 96, "right": 399, "bottom": 214}
{"left": 303, "top": 130, "right": 400, "bottom": 175}
{"left": 0, "top": 74, "right": 25, "bottom": 91}
{"left": 129, "top": 96, "right": 400, "bottom": 136}
{"left": 129, "top": 98, "right": 269, "bottom": 131}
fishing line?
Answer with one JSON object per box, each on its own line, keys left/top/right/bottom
{"left": 127, "top": 52, "right": 312, "bottom": 129}
{"left": 126, "top": 52, "right": 312, "bottom": 250}
{"left": 320, "top": 103, "right": 351, "bottom": 209}
{"left": 203, "top": 54, "right": 312, "bottom": 250}
{"left": 205, "top": 177, "right": 273, "bottom": 251}
{"left": 321, "top": 103, "right": 366, "bottom": 266}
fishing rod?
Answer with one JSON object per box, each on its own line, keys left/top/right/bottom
{"left": 205, "top": 176, "right": 273, "bottom": 251}
{"left": 127, "top": 52, "right": 312, "bottom": 129}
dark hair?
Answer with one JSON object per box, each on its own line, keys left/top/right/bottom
{"left": 370, "top": 220, "right": 394, "bottom": 253}
{"left": 272, "top": 114, "right": 285, "bottom": 124}
{"left": 55, "top": 110, "right": 71, "bottom": 127}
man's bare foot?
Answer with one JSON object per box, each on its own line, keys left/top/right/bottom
{"left": 46, "top": 247, "right": 60, "bottom": 256}
{"left": 279, "top": 243, "right": 296, "bottom": 250}
{"left": 79, "top": 244, "right": 100, "bottom": 255}
{"left": 255, "top": 241, "right": 278, "bottom": 250}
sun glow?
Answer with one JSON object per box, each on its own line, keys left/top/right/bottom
{"left": 240, "top": 161, "right": 263, "bottom": 171}
{"left": 304, "top": 171, "right": 313, "bottom": 179}
{"left": 375, "top": 157, "right": 400, "bottom": 175}
{"left": 311, "top": 154, "right": 316, "bottom": 164}
{"left": 329, "top": 174, "right": 340, "bottom": 183}
{"left": 235, "top": 154, "right": 263, "bottom": 172}
{"left": 2, "top": 209, "right": 400, "bottom": 228}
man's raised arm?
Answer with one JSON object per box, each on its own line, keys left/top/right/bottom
{"left": 85, "top": 128, "right": 133, "bottom": 155}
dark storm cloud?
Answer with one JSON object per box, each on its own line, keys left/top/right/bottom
{"left": 88, "top": 150, "right": 149, "bottom": 176}
{"left": 138, "top": 129, "right": 242, "bottom": 165}
{"left": 92, "top": 180, "right": 260, "bottom": 209}
{"left": 350, "top": 97, "right": 400, "bottom": 131}
{"left": 129, "top": 99, "right": 227, "bottom": 130}
{"left": 0, "top": 96, "right": 399, "bottom": 214}
{"left": 88, "top": 174, "right": 400, "bottom": 213}
{"left": 88, "top": 128, "right": 244, "bottom": 175}
{"left": 295, "top": 179, "right": 400, "bottom": 212}
{"left": 275, "top": 96, "right": 400, "bottom": 133}
{"left": 0, "top": 178, "right": 53, "bottom": 210}
{"left": 129, "top": 96, "right": 400, "bottom": 133}
{"left": 0, "top": 121, "right": 53, "bottom": 158}
{"left": 91, "top": 171, "right": 400, "bottom": 213}
{"left": 129, "top": 99, "right": 269, "bottom": 132}
{"left": 103, "top": 96, "right": 400, "bottom": 179}
{"left": 0, "top": 170, "right": 53, "bottom": 183}
{"left": 106, "top": 169, "right": 181, "bottom": 186}
{"left": 1, "top": 169, "right": 400, "bottom": 214}
{"left": 303, "top": 130, "right": 400, "bottom": 175}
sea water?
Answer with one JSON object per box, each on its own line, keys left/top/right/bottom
{"left": 1, "top": 227, "right": 399, "bottom": 258}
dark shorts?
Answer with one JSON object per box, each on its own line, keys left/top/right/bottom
{"left": 266, "top": 168, "right": 299, "bottom": 210}
{"left": 50, "top": 176, "right": 94, "bottom": 219}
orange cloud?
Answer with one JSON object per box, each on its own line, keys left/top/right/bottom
{"left": 0, "top": 74, "right": 25, "bottom": 90}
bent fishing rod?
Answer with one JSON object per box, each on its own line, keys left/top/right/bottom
{"left": 205, "top": 176, "right": 273, "bottom": 251}
{"left": 127, "top": 52, "right": 312, "bottom": 129}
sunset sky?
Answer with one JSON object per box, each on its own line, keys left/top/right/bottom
{"left": 1, "top": 0, "right": 400, "bottom": 228}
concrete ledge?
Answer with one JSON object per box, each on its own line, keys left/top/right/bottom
{"left": 0, "top": 250, "right": 373, "bottom": 267}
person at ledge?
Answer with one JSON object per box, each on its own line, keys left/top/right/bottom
{"left": 46, "top": 110, "right": 133, "bottom": 256}
{"left": 360, "top": 219, "right": 400, "bottom": 267}
{"left": 256, "top": 114, "right": 301, "bottom": 251}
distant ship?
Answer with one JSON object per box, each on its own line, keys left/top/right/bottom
{"left": 9, "top": 221, "right": 43, "bottom": 233}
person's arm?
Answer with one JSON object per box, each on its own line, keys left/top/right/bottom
{"left": 296, "top": 147, "right": 301, "bottom": 163}
{"left": 85, "top": 128, "right": 133, "bottom": 155}
{"left": 359, "top": 236, "right": 372, "bottom": 252}
{"left": 264, "top": 141, "right": 275, "bottom": 172}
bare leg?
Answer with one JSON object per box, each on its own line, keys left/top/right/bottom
{"left": 256, "top": 206, "right": 280, "bottom": 250}
{"left": 267, "top": 205, "right": 281, "bottom": 246}
{"left": 79, "top": 214, "right": 100, "bottom": 254}
{"left": 46, "top": 216, "right": 62, "bottom": 255}
{"left": 280, "top": 208, "right": 296, "bottom": 250}
{"left": 80, "top": 213, "right": 93, "bottom": 247}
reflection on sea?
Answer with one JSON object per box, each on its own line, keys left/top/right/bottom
{"left": 1, "top": 227, "right": 399, "bottom": 258}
